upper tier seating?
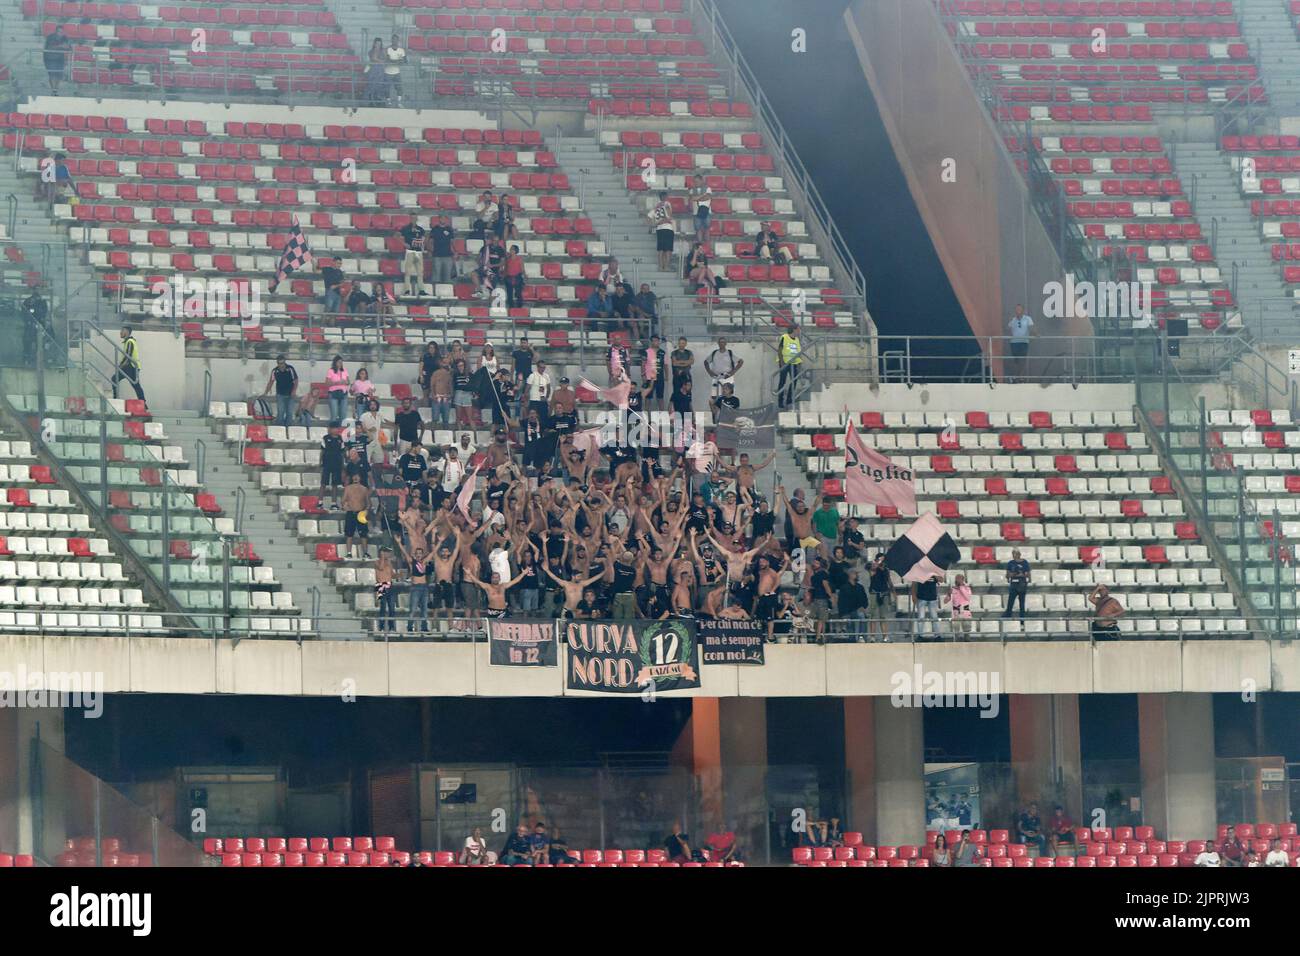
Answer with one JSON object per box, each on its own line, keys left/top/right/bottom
{"left": 782, "top": 405, "right": 1247, "bottom": 636}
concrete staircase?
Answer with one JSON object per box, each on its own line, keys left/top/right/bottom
{"left": 318, "top": 0, "right": 422, "bottom": 108}
{"left": 1237, "top": 0, "right": 1300, "bottom": 110}
{"left": 553, "top": 133, "right": 709, "bottom": 343}
{"left": 152, "top": 408, "right": 360, "bottom": 639}
{"left": 0, "top": 157, "right": 101, "bottom": 332}
{"left": 1173, "top": 141, "right": 1297, "bottom": 340}
{"left": 0, "top": 0, "right": 56, "bottom": 103}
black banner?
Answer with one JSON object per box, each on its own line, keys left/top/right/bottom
{"left": 562, "top": 619, "right": 701, "bottom": 694}
{"left": 716, "top": 403, "right": 776, "bottom": 451}
{"left": 698, "top": 618, "right": 766, "bottom": 665}
{"left": 488, "top": 619, "right": 557, "bottom": 667}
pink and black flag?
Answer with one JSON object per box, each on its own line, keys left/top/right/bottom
{"left": 579, "top": 377, "right": 632, "bottom": 409}
{"left": 269, "top": 218, "right": 312, "bottom": 292}
{"left": 844, "top": 419, "right": 917, "bottom": 515}
{"left": 884, "top": 512, "right": 962, "bottom": 584}
{"left": 456, "top": 465, "right": 479, "bottom": 521}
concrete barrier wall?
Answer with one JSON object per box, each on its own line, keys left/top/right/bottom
{"left": 0, "top": 634, "right": 1282, "bottom": 698}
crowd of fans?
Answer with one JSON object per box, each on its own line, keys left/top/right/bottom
{"left": 251, "top": 329, "right": 908, "bottom": 638}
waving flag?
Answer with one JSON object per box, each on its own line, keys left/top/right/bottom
{"left": 885, "top": 512, "right": 962, "bottom": 584}
{"left": 456, "top": 466, "right": 479, "bottom": 521}
{"left": 570, "top": 426, "right": 605, "bottom": 458}
{"left": 579, "top": 377, "right": 632, "bottom": 409}
{"left": 845, "top": 419, "right": 917, "bottom": 515}
{"left": 269, "top": 218, "right": 312, "bottom": 292}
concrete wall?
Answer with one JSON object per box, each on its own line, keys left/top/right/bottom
{"left": 0, "top": 633, "right": 1283, "bottom": 698}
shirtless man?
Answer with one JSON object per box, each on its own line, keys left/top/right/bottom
{"left": 542, "top": 560, "right": 606, "bottom": 616}
{"left": 430, "top": 533, "right": 462, "bottom": 623}
{"left": 705, "top": 527, "right": 771, "bottom": 584}
{"left": 778, "top": 485, "right": 819, "bottom": 557}
{"left": 720, "top": 451, "right": 776, "bottom": 505}
{"left": 753, "top": 552, "right": 789, "bottom": 623}
{"left": 467, "top": 568, "right": 532, "bottom": 619}
{"left": 671, "top": 566, "right": 695, "bottom": 619}
{"left": 398, "top": 500, "right": 428, "bottom": 550}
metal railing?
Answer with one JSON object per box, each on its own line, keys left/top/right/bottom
{"left": 1134, "top": 328, "right": 1300, "bottom": 634}
{"left": 691, "top": 0, "right": 871, "bottom": 321}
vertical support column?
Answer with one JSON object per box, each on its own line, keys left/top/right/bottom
{"left": 13, "top": 706, "right": 67, "bottom": 858}
{"left": 1138, "top": 694, "right": 1216, "bottom": 841}
{"left": 671, "top": 698, "right": 769, "bottom": 856}
{"left": 671, "top": 698, "right": 722, "bottom": 830}
{"left": 718, "top": 698, "right": 767, "bottom": 859}
{"left": 873, "top": 698, "right": 925, "bottom": 846}
{"left": 1009, "top": 694, "right": 1082, "bottom": 819}
{"left": 842, "top": 697, "right": 876, "bottom": 842}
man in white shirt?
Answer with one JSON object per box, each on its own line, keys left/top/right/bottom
{"left": 1265, "top": 838, "right": 1290, "bottom": 867}
{"left": 457, "top": 432, "right": 477, "bottom": 462}
{"left": 1006, "top": 304, "right": 1034, "bottom": 383}
{"left": 650, "top": 190, "right": 675, "bottom": 270}
{"left": 526, "top": 360, "right": 553, "bottom": 422}
{"left": 704, "top": 336, "right": 742, "bottom": 399}
{"left": 686, "top": 435, "right": 719, "bottom": 492}
{"left": 384, "top": 34, "right": 406, "bottom": 105}
{"left": 1194, "top": 847, "right": 1221, "bottom": 867}
{"left": 440, "top": 447, "right": 465, "bottom": 493}
{"left": 600, "top": 257, "right": 624, "bottom": 294}
{"left": 359, "top": 403, "right": 385, "bottom": 465}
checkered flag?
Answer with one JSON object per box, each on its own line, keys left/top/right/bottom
{"left": 269, "top": 218, "right": 311, "bottom": 292}
{"left": 884, "top": 512, "right": 962, "bottom": 584}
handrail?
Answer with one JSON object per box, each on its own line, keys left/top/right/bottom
{"left": 194, "top": 437, "right": 206, "bottom": 486}
{"left": 234, "top": 485, "right": 247, "bottom": 535}
{"left": 4, "top": 193, "right": 14, "bottom": 240}
{"left": 202, "top": 368, "right": 212, "bottom": 418}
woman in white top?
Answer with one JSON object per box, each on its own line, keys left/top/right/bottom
{"left": 479, "top": 344, "right": 498, "bottom": 377}
{"left": 460, "top": 826, "right": 496, "bottom": 866}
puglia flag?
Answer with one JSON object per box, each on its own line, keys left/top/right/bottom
{"left": 844, "top": 419, "right": 917, "bottom": 515}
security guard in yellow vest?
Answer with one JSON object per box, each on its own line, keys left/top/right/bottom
{"left": 777, "top": 324, "right": 803, "bottom": 409}
{"left": 111, "top": 325, "right": 146, "bottom": 403}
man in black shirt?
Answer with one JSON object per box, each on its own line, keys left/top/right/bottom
{"left": 512, "top": 336, "right": 534, "bottom": 391}
{"left": 670, "top": 378, "right": 694, "bottom": 416}
{"left": 842, "top": 517, "right": 866, "bottom": 563}
{"left": 520, "top": 408, "right": 551, "bottom": 470}
{"left": 751, "top": 499, "right": 776, "bottom": 538}
{"left": 837, "top": 569, "right": 870, "bottom": 642}
{"left": 345, "top": 446, "right": 371, "bottom": 489}
{"left": 806, "top": 557, "right": 833, "bottom": 645}
{"left": 913, "top": 575, "right": 941, "bottom": 641}
{"left": 319, "top": 429, "right": 345, "bottom": 509}
{"left": 397, "top": 441, "right": 429, "bottom": 488}
{"left": 867, "top": 552, "right": 894, "bottom": 643}
{"left": 500, "top": 825, "right": 533, "bottom": 866}
{"left": 261, "top": 354, "right": 298, "bottom": 426}
{"left": 711, "top": 381, "right": 740, "bottom": 418}
{"left": 428, "top": 215, "right": 456, "bottom": 286}
{"left": 399, "top": 220, "right": 427, "bottom": 297}
{"left": 321, "top": 264, "right": 345, "bottom": 315}
{"left": 393, "top": 398, "right": 425, "bottom": 456}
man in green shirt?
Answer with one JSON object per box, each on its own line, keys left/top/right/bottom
{"left": 811, "top": 496, "right": 840, "bottom": 561}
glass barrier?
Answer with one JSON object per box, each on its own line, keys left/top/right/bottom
{"left": 424, "top": 763, "right": 837, "bottom": 866}
{"left": 31, "top": 741, "right": 209, "bottom": 866}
